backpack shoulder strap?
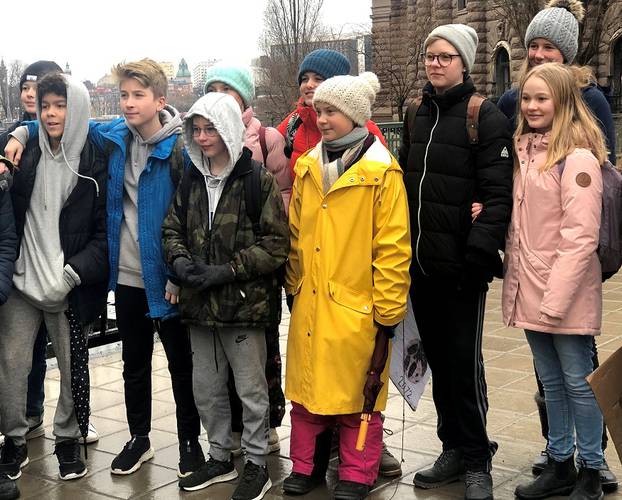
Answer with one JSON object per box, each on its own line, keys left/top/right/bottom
{"left": 244, "top": 160, "right": 263, "bottom": 236}
{"left": 466, "top": 93, "right": 486, "bottom": 145}
{"left": 169, "top": 134, "right": 186, "bottom": 187}
{"left": 258, "top": 126, "right": 268, "bottom": 166}
{"left": 178, "top": 167, "right": 193, "bottom": 226}
{"left": 407, "top": 97, "right": 423, "bottom": 141}
{"left": 284, "top": 112, "right": 302, "bottom": 158}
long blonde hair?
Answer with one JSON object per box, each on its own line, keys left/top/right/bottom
{"left": 514, "top": 63, "right": 607, "bottom": 171}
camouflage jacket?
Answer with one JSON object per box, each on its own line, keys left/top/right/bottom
{"left": 162, "top": 149, "right": 289, "bottom": 328}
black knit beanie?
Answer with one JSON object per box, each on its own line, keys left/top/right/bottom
{"left": 19, "top": 60, "right": 62, "bottom": 89}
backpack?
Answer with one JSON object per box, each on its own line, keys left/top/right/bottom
{"left": 407, "top": 93, "right": 486, "bottom": 145}
{"left": 283, "top": 112, "right": 303, "bottom": 159}
{"left": 558, "top": 159, "right": 622, "bottom": 281}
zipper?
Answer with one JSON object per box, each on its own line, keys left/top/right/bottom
{"left": 415, "top": 100, "right": 440, "bottom": 277}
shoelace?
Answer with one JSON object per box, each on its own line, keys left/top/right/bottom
{"left": 466, "top": 471, "right": 489, "bottom": 487}
{"left": 435, "top": 450, "right": 457, "bottom": 467}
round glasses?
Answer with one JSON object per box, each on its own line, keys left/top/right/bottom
{"left": 421, "top": 53, "right": 461, "bottom": 67}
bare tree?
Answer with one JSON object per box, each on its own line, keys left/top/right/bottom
{"left": 576, "top": 0, "right": 619, "bottom": 65}
{"left": 257, "top": 0, "right": 325, "bottom": 123}
{"left": 491, "top": 0, "right": 541, "bottom": 46}
{"left": 8, "top": 60, "right": 25, "bottom": 120}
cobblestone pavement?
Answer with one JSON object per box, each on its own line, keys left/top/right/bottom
{"left": 11, "top": 275, "right": 622, "bottom": 499}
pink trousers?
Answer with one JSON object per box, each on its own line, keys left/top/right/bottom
{"left": 290, "top": 402, "right": 383, "bottom": 485}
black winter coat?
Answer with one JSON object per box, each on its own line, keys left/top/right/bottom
{"left": 399, "top": 78, "right": 513, "bottom": 287}
{"left": 10, "top": 136, "right": 109, "bottom": 325}
{"left": 0, "top": 190, "right": 17, "bottom": 304}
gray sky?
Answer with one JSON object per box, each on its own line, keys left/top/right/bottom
{"left": 1, "top": 0, "right": 372, "bottom": 83}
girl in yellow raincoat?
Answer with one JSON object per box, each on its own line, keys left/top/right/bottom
{"left": 283, "top": 71, "right": 411, "bottom": 500}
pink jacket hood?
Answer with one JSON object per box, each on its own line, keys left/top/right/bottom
{"left": 502, "top": 132, "right": 603, "bottom": 335}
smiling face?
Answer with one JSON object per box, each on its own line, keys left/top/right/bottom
{"left": 21, "top": 81, "right": 38, "bottom": 115}
{"left": 528, "top": 38, "right": 565, "bottom": 67}
{"left": 424, "top": 38, "right": 465, "bottom": 94}
{"left": 299, "top": 72, "right": 325, "bottom": 106}
{"left": 40, "top": 92, "right": 67, "bottom": 150}
{"left": 119, "top": 78, "right": 165, "bottom": 138}
{"left": 314, "top": 101, "right": 355, "bottom": 141}
{"left": 520, "top": 75, "right": 555, "bottom": 134}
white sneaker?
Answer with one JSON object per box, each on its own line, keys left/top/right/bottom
{"left": 268, "top": 428, "right": 280, "bottom": 454}
{"left": 79, "top": 423, "right": 100, "bottom": 444}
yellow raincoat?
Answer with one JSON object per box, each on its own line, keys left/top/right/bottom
{"left": 285, "top": 138, "right": 411, "bottom": 415}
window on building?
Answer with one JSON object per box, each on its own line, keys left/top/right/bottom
{"left": 495, "top": 48, "right": 511, "bottom": 97}
{"left": 457, "top": 0, "right": 466, "bottom": 9}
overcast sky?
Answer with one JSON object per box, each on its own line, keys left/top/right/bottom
{"left": 0, "top": 0, "right": 372, "bottom": 83}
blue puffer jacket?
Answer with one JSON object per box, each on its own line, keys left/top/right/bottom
{"left": 89, "top": 118, "right": 185, "bottom": 320}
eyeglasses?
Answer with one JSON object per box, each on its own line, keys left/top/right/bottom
{"left": 421, "top": 52, "right": 461, "bottom": 67}
{"left": 192, "top": 126, "right": 219, "bottom": 137}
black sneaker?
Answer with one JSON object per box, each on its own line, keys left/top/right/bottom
{"left": 231, "top": 461, "right": 271, "bottom": 500}
{"left": 55, "top": 440, "right": 87, "bottom": 481}
{"left": 179, "top": 455, "right": 238, "bottom": 492}
{"left": 178, "top": 439, "right": 205, "bottom": 478}
{"left": 0, "top": 439, "right": 28, "bottom": 480}
{"left": 282, "top": 471, "right": 324, "bottom": 495}
{"left": 0, "top": 473, "right": 19, "bottom": 500}
{"left": 465, "top": 470, "right": 493, "bottom": 500}
{"left": 110, "top": 436, "right": 154, "bottom": 475}
{"left": 599, "top": 460, "right": 618, "bottom": 493}
{"left": 414, "top": 449, "right": 464, "bottom": 489}
{"left": 334, "top": 480, "right": 370, "bottom": 500}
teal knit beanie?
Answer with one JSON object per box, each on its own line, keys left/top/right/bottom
{"left": 204, "top": 65, "right": 255, "bottom": 107}
{"left": 298, "top": 49, "right": 351, "bottom": 84}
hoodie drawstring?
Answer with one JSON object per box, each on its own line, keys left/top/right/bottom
{"left": 61, "top": 144, "right": 100, "bottom": 196}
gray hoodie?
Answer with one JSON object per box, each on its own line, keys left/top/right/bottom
{"left": 117, "top": 105, "right": 182, "bottom": 288}
{"left": 184, "top": 93, "right": 244, "bottom": 229}
{"left": 13, "top": 74, "right": 95, "bottom": 311}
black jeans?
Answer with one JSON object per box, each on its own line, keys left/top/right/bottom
{"left": 115, "top": 284, "right": 200, "bottom": 440}
{"left": 411, "top": 277, "right": 496, "bottom": 472}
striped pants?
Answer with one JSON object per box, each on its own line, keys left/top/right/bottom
{"left": 411, "top": 278, "right": 495, "bottom": 472}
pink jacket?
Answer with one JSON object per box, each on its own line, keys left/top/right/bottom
{"left": 242, "top": 107, "right": 293, "bottom": 213}
{"left": 502, "top": 133, "right": 603, "bottom": 335}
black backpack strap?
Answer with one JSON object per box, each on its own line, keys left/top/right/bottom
{"left": 178, "top": 167, "right": 192, "bottom": 227}
{"left": 169, "top": 134, "right": 186, "bottom": 187}
{"left": 407, "top": 97, "right": 423, "bottom": 142}
{"left": 259, "top": 126, "right": 269, "bottom": 165}
{"left": 244, "top": 161, "right": 263, "bottom": 236}
{"left": 284, "top": 112, "right": 302, "bottom": 159}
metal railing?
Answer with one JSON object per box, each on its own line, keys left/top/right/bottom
{"left": 377, "top": 122, "right": 403, "bottom": 158}
{"left": 609, "top": 94, "right": 622, "bottom": 114}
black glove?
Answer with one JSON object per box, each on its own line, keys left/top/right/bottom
{"left": 186, "top": 262, "right": 235, "bottom": 291}
{"left": 173, "top": 257, "right": 194, "bottom": 285}
{"left": 286, "top": 294, "right": 294, "bottom": 312}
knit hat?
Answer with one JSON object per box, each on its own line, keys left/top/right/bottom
{"left": 312, "top": 72, "right": 380, "bottom": 127}
{"left": 424, "top": 24, "right": 479, "bottom": 73}
{"left": 524, "top": 0, "right": 585, "bottom": 63}
{"left": 297, "top": 49, "right": 351, "bottom": 84}
{"left": 203, "top": 64, "right": 255, "bottom": 107}
{"left": 19, "top": 60, "right": 62, "bottom": 89}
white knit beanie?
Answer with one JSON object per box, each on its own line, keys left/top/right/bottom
{"left": 424, "top": 24, "right": 479, "bottom": 73}
{"left": 312, "top": 72, "right": 380, "bottom": 127}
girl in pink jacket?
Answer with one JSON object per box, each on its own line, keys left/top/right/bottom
{"left": 503, "top": 63, "right": 608, "bottom": 500}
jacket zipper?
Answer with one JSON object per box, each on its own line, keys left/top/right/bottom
{"left": 415, "top": 100, "right": 440, "bottom": 277}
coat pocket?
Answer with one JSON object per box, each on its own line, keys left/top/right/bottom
{"left": 328, "top": 281, "right": 373, "bottom": 315}
{"left": 524, "top": 250, "right": 552, "bottom": 282}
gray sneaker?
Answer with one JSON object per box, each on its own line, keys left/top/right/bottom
{"left": 414, "top": 449, "right": 464, "bottom": 489}
{"left": 465, "top": 470, "right": 493, "bottom": 500}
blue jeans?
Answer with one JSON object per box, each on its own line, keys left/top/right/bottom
{"left": 525, "top": 330, "right": 604, "bottom": 469}
{"left": 26, "top": 325, "right": 47, "bottom": 418}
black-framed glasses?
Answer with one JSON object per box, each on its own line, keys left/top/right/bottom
{"left": 421, "top": 52, "right": 461, "bottom": 67}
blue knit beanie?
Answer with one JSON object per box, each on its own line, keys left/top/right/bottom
{"left": 297, "top": 49, "right": 351, "bottom": 84}
{"left": 204, "top": 65, "right": 255, "bottom": 108}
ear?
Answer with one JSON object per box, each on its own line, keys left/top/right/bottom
{"left": 156, "top": 95, "right": 166, "bottom": 112}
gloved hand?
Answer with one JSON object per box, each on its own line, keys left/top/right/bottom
{"left": 173, "top": 257, "right": 194, "bottom": 285}
{"left": 186, "top": 262, "right": 235, "bottom": 291}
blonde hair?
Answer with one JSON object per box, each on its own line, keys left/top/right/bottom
{"left": 112, "top": 58, "right": 168, "bottom": 98}
{"left": 516, "top": 57, "right": 596, "bottom": 88}
{"left": 515, "top": 63, "right": 607, "bottom": 171}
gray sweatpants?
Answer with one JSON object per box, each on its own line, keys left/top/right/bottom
{"left": 190, "top": 326, "right": 269, "bottom": 465}
{"left": 0, "top": 290, "right": 80, "bottom": 445}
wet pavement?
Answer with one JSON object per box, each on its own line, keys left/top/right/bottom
{"left": 11, "top": 275, "right": 622, "bottom": 499}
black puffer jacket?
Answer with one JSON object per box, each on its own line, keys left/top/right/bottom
{"left": 11, "top": 136, "right": 108, "bottom": 325}
{"left": 0, "top": 190, "right": 16, "bottom": 304}
{"left": 399, "top": 78, "right": 513, "bottom": 287}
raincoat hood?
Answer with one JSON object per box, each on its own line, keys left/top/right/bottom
{"left": 184, "top": 92, "right": 245, "bottom": 178}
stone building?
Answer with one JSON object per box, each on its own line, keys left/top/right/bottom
{"left": 371, "top": 0, "right": 622, "bottom": 126}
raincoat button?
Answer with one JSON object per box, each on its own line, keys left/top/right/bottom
{"left": 364, "top": 305, "right": 369, "bottom": 310}
{"left": 360, "top": 177, "right": 365, "bottom": 181}
{"left": 374, "top": 177, "right": 379, "bottom": 182}
{"left": 322, "top": 203, "right": 327, "bottom": 209}
{"left": 312, "top": 289, "right": 316, "bottom": 294}
{"left": 315, "top": 247, "right": 320, "bottom": 252}
{"left": 349, "top": 177, "right": 355, "bottom": 182}
{"left": 307, "top": 332, "right": 311, "bottom": 337}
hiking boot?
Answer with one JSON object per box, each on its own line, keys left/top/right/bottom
{"left": 268, "top": 428, "right": 281, "bottom": 454}
{"left": 532, "top": 450, "right": 548, "bottom": 476}
{"left": 55, "top": 440, "right": 87, "bottom": 480}
{"left": 177, "top": 439, "right": 205, "bottom": 478}
{"left": 0, "top": 473, "right": 19, "bottom": 500}
{"left": 0, "top": 439, "right": 28, "bottom": 480}
{"left": 231, "top": 461, "right": 271, "bottom": 500}
{"left": 282, "top": 471, "right": 324, "bottom": 495}
{"left": 232, "top": 431, "right": 243, "bottom": 457}
{"left": 465, "top": 470, "right": 493, "bottom": 500}
{"left": 414, "top": 449, "right": 464, "bottom": 489}
{"left": 110, "top": 436, "right": 154, "bottom": 475}
{"left": 24, "top": 420, "right": 44, "bottom": 441}
{"left": 178, "top": 455, "right": 237, "bottom": 492}
{"left": 599, "top": 460, "right": 618, "bottom": 493}
{"left": 570, "top": 467, "right": 603, "bottom": 500}
{"left": 378, "top": 443, "right": 402, "bottom": 477}
{"left": 515, "top": 456, "right": 576, "bottom": 499}
{"left": 79, "top": 423, "right": 100, "bottom": 445}
{"left": 334, "top": 480, "right": 371, "bottom": 500}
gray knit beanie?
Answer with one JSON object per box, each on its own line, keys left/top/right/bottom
{"left": 424, "top": 24, "right": 478, "bottom": 73}
{"left": 524, "top": 0, "right": 585, "bottom": 63}
{"left": 313, "top": 72, "right": 380, "bottom": 127}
